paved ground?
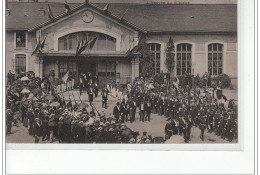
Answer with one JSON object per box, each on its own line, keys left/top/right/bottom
{"left": 6, "top": 89, "right": 238, "bottom": 144}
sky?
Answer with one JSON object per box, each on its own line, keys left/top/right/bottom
{"left": 9, "top": 0, "right": 237, "bottom": 4}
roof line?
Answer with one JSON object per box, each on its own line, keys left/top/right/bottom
{"left": 28, "top": 2, "right": 147, "bottom": 33}
{"left": 147, "top": 30, "right": 237, "bottom": 34}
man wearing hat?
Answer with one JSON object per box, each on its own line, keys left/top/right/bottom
{"left": 113, "top": 102, "right": 121, "bottom": 123}
{"left": 33, "top": 118, "right": 42, "bottom": 143}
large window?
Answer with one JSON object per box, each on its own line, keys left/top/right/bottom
{"left": 97, "top": 61, "right": 115, "bottom": 77}
{"left": 15, "top": 31, "right": 26, "bottom": 48}
{"left": 15, "top": 54, "right": 26, "bottom": 74}
{"left": 59, "top": 60, "right": 77, "bottom": 78}
{"left": 176, "top": 43, "right": 192, "bottom": 75}
{"left": 58, "top": 31, "right": 116, "bottom": 52}
{"left": 148, "top": 43, "right": 161, "bottom": 74}
{"left": 208, "top": 43, "right": 223, "bottom": 76}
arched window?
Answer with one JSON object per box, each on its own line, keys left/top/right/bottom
{"left": 176, "top": 43, "right": 192, "bottom": 75}
{"left": 15, "top": 54, "right": 26, "bottom": 74}
{"left": 208, "top": 43, "right": 223, "bottom": 76}
{"left": 58, "top": 31, "right": 116, "bottom": 52}
{"left": 148, "top": 43, "right": 161, "bottom": 74}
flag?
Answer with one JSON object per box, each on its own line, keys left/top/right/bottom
{"left": 31, "top": 35, "right": 41, "bottom": 56}
{"left": 64, "top": 0, "right": 72, "bottom": 15}
{"left": 87, "top": 37, "right": 98, "bottom": 50}
{"left": 103, "top": 4, "right": 109, "bottom": 12}
{"left": 40, "top": 36, "right": 46, "bottom": 50}
{"left": 75, "top": 40, "right": 80, "bottom": 56}
{"left": 62, "top": 72, "right": 69, "bottom": 83}
{"left": 47, "top": 4, "right": 54, "bottom": 20}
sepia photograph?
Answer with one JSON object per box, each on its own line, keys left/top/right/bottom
{"left": 5, "top": 0, "right": 238, "bottom": 144}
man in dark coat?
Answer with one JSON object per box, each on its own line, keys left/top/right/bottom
{"left": 6, "top": 109, "right": 13, "bottom": 135}
{"left": 113, "top": 102, "right": 121, "bottom": 123}
{"left": 27, "top": 108, "right": 35, "bottom": 136}
{"left": 88, "top": 87, "right": 94, "bottom": 106}
{"left": 33, "top": 118, "right": 42, "bottom": 143}
{"left": 42, "top": 115, "right": 49, "bottom": 141}
{"left": 129, "top": 99, "right": 137, "bottom": 123}
{"left": 101, "top": 89, "right": 108, "bottom": 108}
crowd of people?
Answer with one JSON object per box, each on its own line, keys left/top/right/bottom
{"left": 105, "top": 72, "right": 237, "bottom": 143}
{"left": 6, "top": 71, "right": 161, "bottom": 143}
{"left": 6, "top": 70, "right": 237, "bottom": 144}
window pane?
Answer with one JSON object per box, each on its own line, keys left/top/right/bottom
{"left": 182, "top": 60, "right": 186, "bottom": 67}
{"left": 151, "top": 44, "right": 155, "bottom": 51}
{"left": 187, "top": 44, "right": 192, "bottom": 51}
{"left": 208, "top": 44, "right": 212, "bottom": 51}
{"left": 208, "top": 53, "right": 212, "bottom": 60}
{"left": 218, "top": 44, "right": 223, "bottom": 51}
{"left": 182, "top": 44, "right": 187, "bottom": 51}
{"left": 16, "top": 31, "right": 26, "bottom": 48}
{"left": 182, "top": 68, "right": 186, "bottom": 75}
{"left": 177, "top": 53, "right": 181, "bottom": 61}
{"left": 218, "top": 68, "right": 222, "bottom": 75}
{"left": 213, "top": 44, "right": 217, "bottom": 51}
{"left": 208, "top": 60, "right": 212, "bottom": 67}
{"left": 218, "top": 60, "right": 222, "bottom": 67}
{"left": 187, "top": 68, "right": 191, "bottom": 74}
{"left": 177, "top": 60, "right": 181, "bottom": 67}
{"left": 156, "top": 44, "right": 161, "bottom": 51}
{"left": 64, "top": 37, "right": 67, "bottom": 50}
{"left": 219, "top": 53, "right": 223, "bottom": 60}
{"left": 15, "top": 54, "right": 26, "bottom": 74}
{"left": 213, "top": 68, "right": 217, "bottom": 75}
{"left": 177, "top": 44, "right": 181, "bottom": 51}
{"left": 213, "top": 53, "right": 217, "bottom": 61}
{"left": 182, "top": 53, "right": 186, "bottom": 61}
{"left": 187, "top": 60, "right": 191, "bottom": 67}
{"left": 187, "top": 53, "right": 191, "bottom": 61}
{"left": 213, "top": 60, "right": 217, "bottom": 67}
{"left": 156, "top": 53, "right": 160, "bottom": 60}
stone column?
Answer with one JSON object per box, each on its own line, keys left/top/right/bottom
{"left": 131, "top": 53, "right": 140, "bottom": 82}
{"left": 34, "top": 56, "right": 43, "bottom": 78}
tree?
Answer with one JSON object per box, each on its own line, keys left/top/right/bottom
{"left": 165, "top": 37, "right": 175, "bottom": 74}
{"left": 136, "top": 34, "right": 154, "bottom": 79}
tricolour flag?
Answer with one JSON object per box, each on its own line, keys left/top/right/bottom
{"left": 40, "top": 37, "right": 46, "bottom": 50}
{"left": 31, "top": 35, "right": 41, "bottom": 56}
{"left": 62, "top": 72, "right": 69, "bottom": 83}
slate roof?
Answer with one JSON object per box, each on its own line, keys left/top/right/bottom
{"left": 5, "top": 2, "right": 237, "bottom": 33}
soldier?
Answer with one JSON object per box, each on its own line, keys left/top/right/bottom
{"left": 6, "top": 109, "right": 13, "bottom": 135}
{"left": 101, "top": 88, "right": 108, "bottom": 108}
{"left": 113, "top": 102, "right": 121, "bottom": 123}
{"left": 88, "top": 87, "right": 94, "bottom": 106}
